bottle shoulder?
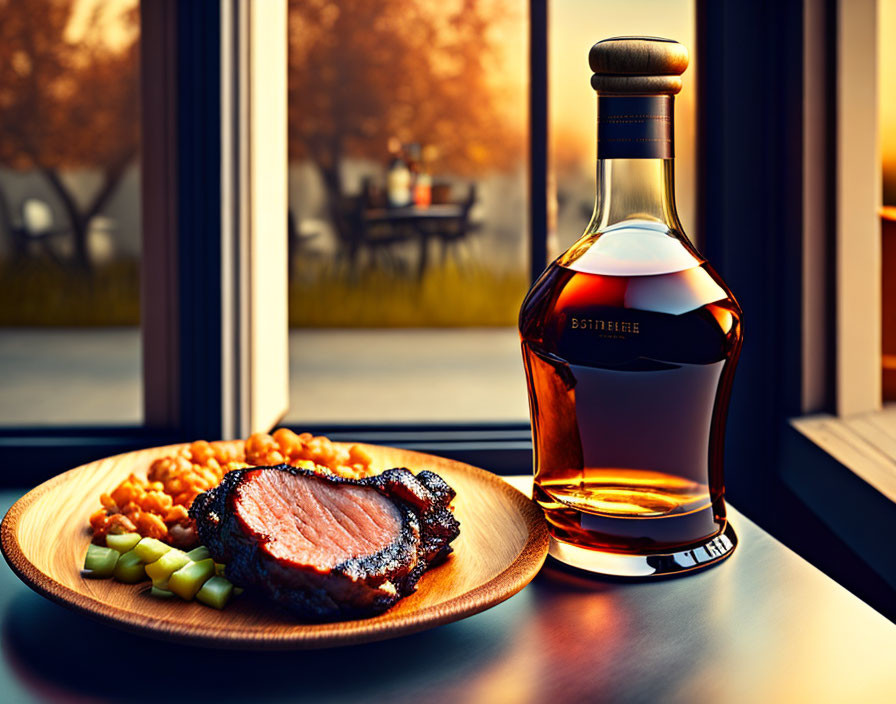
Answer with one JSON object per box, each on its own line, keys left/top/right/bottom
{"left": 519, "top": 224, "right": 742, "bottom": 367}
{"left": 559, "top": 219, "right": 703, "bottom": 276}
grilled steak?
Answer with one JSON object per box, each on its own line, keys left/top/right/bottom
{"left": 189, "top": 464, "right": 460, "bottom": 621}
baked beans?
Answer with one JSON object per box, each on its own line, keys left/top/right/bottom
{"left": 90, "top": 431, "right": 374, "bottom": 547}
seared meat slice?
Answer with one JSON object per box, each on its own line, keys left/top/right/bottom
{"left": 189, "top": 465, "right": 460, "bottom": 621}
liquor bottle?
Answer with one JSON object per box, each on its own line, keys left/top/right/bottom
{"left": 519, "top": 37, "right": 742, "bottom": 577}
{"left": 414, "top": 168, "right": 432, "bottom": 208}
{"left": 387, "top": 141, "right": 412, "bottom": 208}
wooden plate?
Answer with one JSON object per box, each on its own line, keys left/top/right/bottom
{"left": 1, "top": 443, "right": 548, "bottom": 650}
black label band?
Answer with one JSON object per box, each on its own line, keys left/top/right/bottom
{"left": 597, "top": 96, "right": 673, "bottom": 159}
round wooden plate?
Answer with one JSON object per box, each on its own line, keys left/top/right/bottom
{"left": 1, "top": 443, "right": 548, "bottom": 650}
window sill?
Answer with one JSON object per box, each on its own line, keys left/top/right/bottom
{"left": 784, "top": 411, "right": 896, "bottom": 595}
{"left": 790, "top": 410, "right": 896, "bottom": 505}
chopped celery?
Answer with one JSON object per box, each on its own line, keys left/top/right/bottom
{"left": 214, "top": 563, "right": 226, "bottom": 577}
{"left": 168, "top": 558, "right": 215, "bottom": 600}
{"left": 196, "top": 576, "right": 233, "bottom": 609}
{"left": 134, "top": 537, "right": 171, "bottom": 563}
{"left": 106, "top": 532, "right": 141, "bottom": 554}
{"left": 83, "top": 544, "right": 118, "bottom": 578}
{"left": 144, "top": 549, "right": 190, "bottom": 588}
{"left": 233, "top": 587, "right": 244, "bottom": 596}
{"left": 113, "top": 549, "right": 147, "bottom": 583}
{"left": 186, "top": 546, "right": 211, "bottom": 562}
{"left": 150, "top": 586, "right": 175, "bottom": 599}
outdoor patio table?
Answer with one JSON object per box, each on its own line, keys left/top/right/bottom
{"left": 363, "top": 205, "right": 467, "bottom": 280}
{"left": 0, "top": 477, "right": 893, "bottom": 703}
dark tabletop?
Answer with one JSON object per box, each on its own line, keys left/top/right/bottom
{"left": 1, "top": 483, "right": 894, "bottom": 704}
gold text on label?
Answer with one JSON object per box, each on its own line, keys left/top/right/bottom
{"left": 570, "top": 318, "right": 640, "bottom": 334}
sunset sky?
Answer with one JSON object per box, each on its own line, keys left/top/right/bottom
{"left": 881, "top": 0, "right": 895, "bottom": 204}
{"left": 548, "top": 0, "right": 696, "bottom": 232}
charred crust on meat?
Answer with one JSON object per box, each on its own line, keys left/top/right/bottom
{"left": 189, "top": 464, "right": 460, "bottom": 621}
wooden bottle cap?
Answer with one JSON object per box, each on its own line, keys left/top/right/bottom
{"left": 589, "top": 37, "right": 689, "bottom": 95}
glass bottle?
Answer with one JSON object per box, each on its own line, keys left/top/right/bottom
{"left": 519, "top": 37, "right": 742, "bottom": 577}
{"left": 387, "top": 141, "right": 412, "bottom": 208}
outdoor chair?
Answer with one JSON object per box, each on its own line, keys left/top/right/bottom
{"left": 436, "top": 183, "right": 480, "bottom": 270}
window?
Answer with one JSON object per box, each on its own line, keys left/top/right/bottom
{"left": 0, "top": 1, "right": 290, "bottom": 480}
{"left": 285, "top": 0, "right": 531, "bottom": 426}
{"left": 0, "top": 0, "right": 142, "bottom": 426}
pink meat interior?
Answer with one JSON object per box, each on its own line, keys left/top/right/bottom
{"left": 234, "top": 469, "right": 402, "bottom": 570}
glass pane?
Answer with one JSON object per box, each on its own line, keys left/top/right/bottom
{"left": 0, "top": 0, "right": 142, "bottom": 426}
{"left": 883, "top": 0, "right": 896, "bottom": 207}
{"left": 880, "top": 0, "right": 896, "bottom": 399}
{"left": 549, "top": 0, "right": 697, "bottom": 256}
{"left": 286, "top": 0, "right": 529, "bottom": 424}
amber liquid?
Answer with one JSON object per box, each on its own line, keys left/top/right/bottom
{"left": 520, "top": 228, "right": 742, "bottom": 554}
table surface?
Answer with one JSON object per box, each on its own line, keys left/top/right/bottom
{"left": 363, "top": 204, "right": 464, "bottom": 222}
{"left": 1, "top": 479, "right": 894, "bottom": 704}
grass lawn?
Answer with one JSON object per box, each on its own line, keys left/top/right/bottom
{"left": 0, "top": 258, "right": 528, "bottom": 328}
{"left": 0, "top": 258, "right": 140, "bottom": 326}
{"left": 289, "top": 264, "right": 528, "bottom": 327}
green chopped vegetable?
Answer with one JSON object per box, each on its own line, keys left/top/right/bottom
{"left": 83, "top": 544, "right": 118, "bottom": 578}
{"left": 145, "top": 549, "right": 191, "bottom": 588}
{"left": 196, "top": 576, "right": 233, "bottom": 609}
{"left": 106, "top": 532, "right": 142, "bottom": 554}
{"left": 233, "top": 587, "right": 244, "bottom": 597}
{"left": 150, "top": 586, "right": 175, "bottom": 599}
{"left": 134, "top": 537, "right": 171, "bottom": 563}
{"left": 186, "top": 546, "right": 211, "bottom": 562}
{"left": 168, "top": 558, "right": 216, "bottom": 600}
{"left": 113, "top": 549, "right": 147, "bottom": 583}
{"left": 214, "top": 562, "right": 226, "bottom": 577}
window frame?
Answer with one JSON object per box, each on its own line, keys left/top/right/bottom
{"left": 0, "top": 0, "right": 290, "bottom": 484}
{"left": 697, "top": 0, "right": 894, "bottom": 618}
{"left": 785, "top": 0, "right": 894, "bottom": 619}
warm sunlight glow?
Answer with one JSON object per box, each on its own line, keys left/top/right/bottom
{"left": 67, "top": 0, "right": 137, "bottom": 50}
{"left": 881, "top": 0, "right": 896, "bottom": 204}
{"left": 549, "top": 1, "right": 696, "bottom": 248}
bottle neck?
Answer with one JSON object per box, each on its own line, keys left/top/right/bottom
{"left": 590, "top": 94, "right": 681, "bottom": 233}
{"left": 591, "top": 158, "right": 681, "bottom": 232}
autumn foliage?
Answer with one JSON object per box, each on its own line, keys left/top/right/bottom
{"left": 0, "top": 0, "right": 139, "bottom": 270}
{"left": 0, "top": 0, "right": 522, "bottom": 272}
{"left": 288, "top": 0, "right": 524, "bottom": 221}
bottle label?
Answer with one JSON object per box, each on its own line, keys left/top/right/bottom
{"left": 598, "top": 96, "right": 673, "bottom": 159}
{"left": 569, "top": 317, "right": 640, "bottom": 338}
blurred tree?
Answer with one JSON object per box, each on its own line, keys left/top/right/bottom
{"left": 0, "top": 0, "right": 138, "bottom": 272}
{"left": 288, "top": 0, "right": 523, "bottom": 241}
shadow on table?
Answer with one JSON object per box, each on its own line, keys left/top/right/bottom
{"left": 1, "top": 589, "right": 511, "bottom": 704}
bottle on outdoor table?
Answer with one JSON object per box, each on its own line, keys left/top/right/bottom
{"left": 519, "top": 37, "right": 743, "bottom": 577}
{"left": 414, "top": 169, "right": 432, "bottom": 208}
{"left": 414, "top": 143, "right": 434, "bottom": 208}
{"left": 387, "top": 140, "right": 412, "bottom": 208}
